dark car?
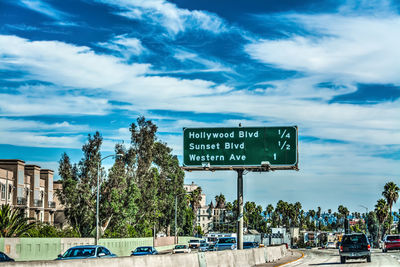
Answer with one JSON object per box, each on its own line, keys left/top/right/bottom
{"left": 207, "top": 244, "right": 216, "bottom": 251}
{"left": 243, "top": 242, "right": 258, "bottom": 249}
{"left": 131, "top": 246, "right": 158, "bottom": 256}
{"left": 382, "top": 235, "right": 400, "bottom": 252}
{"left": 339, "top": 233, "right": 371, "bottom": 264}
{"left": 56, "top": 245, "right": 117, "bottom": 260}
{"left": 0, "top": 251, "right": 14, "bottom": 262}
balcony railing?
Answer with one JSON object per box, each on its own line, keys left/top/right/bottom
{"left": 33, "top": 199, "right": 43, "bottom": 207}
{"left": 48, "top": 201, "right": 56, "bottom": 208}
{"left": 17, "top": 197, "right": 27, "bottom": 205}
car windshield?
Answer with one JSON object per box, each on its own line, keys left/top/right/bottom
{"left": 200, "top": 243, "right": 208, "bottom": 247}
{"left": 175, "top": 245, "right": 186, "bottom": 249}
{"left": 63, "top": 248, "right": 95, "bottom": 257}
{"left": 342, "top": 235, "right": 367, "bottom": 245}
{"left": 387, "top": 236, "right": 400, "bottom": 241}
{"left": 190, "top": 240, "right": 199, "bottom": 243}
{"left": 218, "top": 238, "right": 236, "bottom": 244}
{"left": 135, "top": 247, "right": 151, "bottom": 252}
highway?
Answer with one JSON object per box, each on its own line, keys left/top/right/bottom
{"left": 261, "top": 249, "right": 400, "bottom": 267}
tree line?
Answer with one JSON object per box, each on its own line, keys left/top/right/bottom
{"left": 0, "top": 117, "right": 398, "bottom": 242}
{"left": 208, "top": 181, "right": 399, "bottom": 246}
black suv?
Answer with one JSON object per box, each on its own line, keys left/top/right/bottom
{"left": 339, "top": 233, "right": 371, "bottom": 264}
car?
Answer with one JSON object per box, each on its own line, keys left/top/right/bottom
{"left": 56, "top": 245, "right": 117, "bottom": 260}
{"left": 188, "top": 239, "right": 201, "bottom": 249}
{"left": 173, "top": 245, "right": 191, "bottom": 254}
{"left": 131, "top": 246, "right": 158, "bottom": 256}
{"left": 382, "top": 235, "right": 400, "bottom": 252}
{"left": 326, "top": 242, "right": 336, "bottom": 249}
{"left": 339, "top": 233, "right": 371, "bottom": 264}
{"left": 0, "top": 251, "right": 14, "bottom": 262}
{"left": 214, "top": 237, "right": 237, "bottom": 251}
{"left": 243, "top": 242, "right": 258, "bottom": 249}
{"left": 207, "top": 244, "right": 217, "bottom": 251}
{"left": 199, "top": 242, "right": 209, "bottom": 252}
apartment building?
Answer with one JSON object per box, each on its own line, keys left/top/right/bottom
{"left": 184, "top": 181, "right": 226, "bottom": 233}
{"left": 0, "top": 159, "right": 56, "bottom": 224}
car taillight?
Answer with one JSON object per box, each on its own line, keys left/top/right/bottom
{"left": 368, "top": 244, "right": 370, "bottom": 250}
{"left": 340, "top": 246, "right": 343, "bottom": 252}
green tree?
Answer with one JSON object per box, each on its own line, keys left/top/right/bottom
{"left": 215, "top": 193, "right": 226, "bottom": 208}
{"left": 56, "top": 132, "right": 103, "bottom": 237}
{"left": 100, "top": 144, "right": 139, "bottom": 237}
{"left": 0, "top": 204, "right": 35, "bottom": 237}
{"left": 382, "top": 182, "right": 399, "bottom": 234}
{"left": 57, "top": 117, "right": 189, "bottom": 238}
{"left": 338, "top": 205, "right": 349, "bottom": 231}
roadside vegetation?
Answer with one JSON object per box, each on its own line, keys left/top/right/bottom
{"left": 0, "top": 117, "right": 398, "bottom": 246}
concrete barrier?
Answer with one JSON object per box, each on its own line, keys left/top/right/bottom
{"left": 252, "top": 247, "right": 265, "bottom": 265}
{"left": 6, "top": 245, "right": 287, "bottom": 267}
{"left": 0, "top": 237, "right": 198, "bottom": 261}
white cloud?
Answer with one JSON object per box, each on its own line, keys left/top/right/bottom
{"left": 245, "top": 13, "right": 400, "bottom": 84}
{"left": 0, "top": 91, "right": 111, "bottom": 116}
{"left": 0, "top": 35, "right": 149, "bottom": 89}
{"left": 18, "top": 0, "right": 71, "bottom": 21}
{"left": 96, "top": 0, "right": 227, "bottom": 36}
{"left": 0, "top": 118, "right": 88, "bottom": 132}
{"left": 98, "top": 35, "right": 145, "bottom": 59}
{"left": 172, "top": 48, "right": 234, "bottom": 73}
{"left": 0, "top": 118, "right": 85, "bottom": 148}
{"left": 1, "top": 24, "right": 399, "bottom": 149}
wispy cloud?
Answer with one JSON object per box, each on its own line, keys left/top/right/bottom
{"left": 97, "top": 34, "right": 146, "bottom": 59}
{"left": 96, "top": 0, "right": 228, "bottom": 36}
{"left": 17, "top": 0, "right": 71, "bottom": 21}
{"left": 0, "top": 118, "right": 86, "bottom": 148}
{"left": 245, "top": 11, "right": 400, "bottom": 85}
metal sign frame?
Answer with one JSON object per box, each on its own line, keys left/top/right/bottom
{"left": 181, "top": 125, "right": 299, "bottom": 250}
{"left": 182, "top": 126, "right": 299, "bottom": 172}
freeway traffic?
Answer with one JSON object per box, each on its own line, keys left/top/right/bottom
{"left": 262, "top": 248, "right": 400, "bottom": 267}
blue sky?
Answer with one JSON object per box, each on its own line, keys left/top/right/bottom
{"left": 0, "top": 0, "right": 399, "bottom": 212}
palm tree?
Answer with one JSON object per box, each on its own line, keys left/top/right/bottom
{"left": 0, "top": 204, "right": 36, "bottom": 237}
{"left": 266, "top": 204, "right": 274, "bottom": 218}
{"left": 308, "top": 209, "right": 316, "bottom": 231}
{"left": 215, "top": 193, "right": 226, "bottom": 208}
{"left": 382, "top": 182, "right": 400, "bottom": 234}
{"left": 375, "top": 199, "right": 388, "bottom": 241}
{"left": 188, "top": 187, "right": 202, "bottom": 233}
{"left": 338, "top": 205, "right": 349, "bottom": 231}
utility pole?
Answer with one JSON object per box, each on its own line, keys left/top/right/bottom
{"left": 237, "top": 169, "right": 243, "bottom": 250}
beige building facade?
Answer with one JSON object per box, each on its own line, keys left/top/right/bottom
{"left": 184, "top": 181, "right": 226, "bottom": 233}
{"left": 0, "top": 159, "right": 56, "bottom": 224}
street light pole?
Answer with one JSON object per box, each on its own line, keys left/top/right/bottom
{"left": 96, "top": 153, "right": 122, "bottom": 245}
{"left": 175, "top": 194, "right": 178, "bottom": 244}
{"left": 174, "top": 192, "right": 191, "bottom": 244}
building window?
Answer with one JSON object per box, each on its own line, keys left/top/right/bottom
{"left": 8, "top": 185, "right": 12, "bottom": 200}
{"left": 1, "top": 183, "right": 5, "bottom": 200}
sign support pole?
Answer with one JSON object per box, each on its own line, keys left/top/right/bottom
{"left": 237, "top": 169, "right": 244, "bottom": 250}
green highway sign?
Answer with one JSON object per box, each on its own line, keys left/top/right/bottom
{"left": 183, "top": 126, "right": 298, "bottom": 168}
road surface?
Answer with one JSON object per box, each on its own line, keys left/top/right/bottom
{"left": 258, "top": 248, "right": 400, "bottom": 267}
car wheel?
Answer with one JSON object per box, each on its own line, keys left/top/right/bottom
{"left": 367, "top": 255, "right": 371, "bottom": 262}
{"left": 340, "top": 256, "right": 346, "bottom": 264}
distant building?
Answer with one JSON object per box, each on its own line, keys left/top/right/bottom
{"left": 184, "top": 181, "right": 226, "bottom": 233}
{"left": 0, "top": 159, "right": 57, "bottom": 224}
